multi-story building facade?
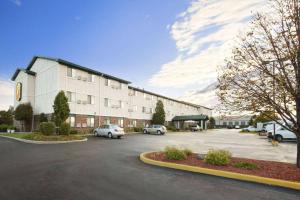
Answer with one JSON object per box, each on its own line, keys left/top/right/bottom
{"left": 11, "top": 56, "right": 212, "bottom": 130}
{"left": 214, "top": 115, "right": 251, "bottom": 128}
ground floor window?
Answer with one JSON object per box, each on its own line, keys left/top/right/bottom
{"left": 241, "top": 121, "right": 245, "bottom": 126}
{"left": 118, "top": 118, "right": 124, "bottom": 127}
{"left": 87, "top": 116, "right": 95, "bottom": 127}
{"left": 104, "top": 117, "right": 110, "bottom": 125}
{"left": 66, "top": 116, "right": 75, "bottom": 127}
{"left": 235, "top": 121, "right": 239, "bottom": 125}
{"left": 223, "top": 122, "right": 227, "bottom": 126}
{"left": 133, "top": 120, "right": 137, "bottom": 127}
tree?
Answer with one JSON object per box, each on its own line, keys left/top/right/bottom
{"left": 15, "top": 103, "right": 33, "bottom": 131}
{"left": 39, "top": 113, "right": 48, "bottom": 123}
{"left": 0, "top": 107, "right": 14, "bottom": 125}
{"left": 152, "top": 100, "right": 165, "bottom": 125}
{"left": 208, "top": 117, "right": 216, "bottom": 129}
{"left": 253, "top": 111, "right": 280, "bottom": 125}
{"left": 53, "top": 91, "right": 70, "bottom": 127}
{"left": 217, "top": 0, "right": 300, "bottom": 167}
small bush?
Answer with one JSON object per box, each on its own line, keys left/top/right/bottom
{"left": 60, "top": 122, "right": 70, "bottom": 135}
{"left": 133, "top": 127, "right": 143, "bottom": 132}
{"left": 183, "top": 148, "right": 193, "bottom": 156}
{"left": 164, "top": 146, "right": 187, "bottom": 160}
{"left": 70, "top": 129, "right": 78, "bottom": 134}
{"left": 204, "top": 149, "right": 232, "bottom": 166}
{"left": 234, "top": 161, "right": 259, "bottom": 170}
{"left": 0, "top": 124, "right": 9, "bottom": 132}
{"left": 40, "top": 122, "right": 56, "bottom": 135}
{"left": 167, "top": 125, "right": 177, "bottom": 131}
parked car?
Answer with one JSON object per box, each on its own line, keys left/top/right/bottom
{"left": 93, "top": 124, "right": 125, "bottom": 139}
{"left": 267, "top": 126, "right": 296, "bottom": 142}
{"left": 189, "top": 124, "right": 201, "bottom": 132}
{"left": 143, "top": 125, "right": 167, "bottom": 135}
{"left": 235, "top": 125, "right": 240, "bottom": 129}
{"left": 242, "top": 126, "right": 257, "bottom": 132}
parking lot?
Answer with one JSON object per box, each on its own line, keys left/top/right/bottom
{"left": 0, "top": 129, "right": 299, "bottom": 200}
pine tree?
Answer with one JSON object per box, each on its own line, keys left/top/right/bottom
{"left": 53, "top": 91, "right": 70, "bottom": 127}
{"left": 152, "top": 100, "right": 165, "bottom": 125}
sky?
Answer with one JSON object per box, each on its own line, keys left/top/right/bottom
{"left": 0, "top": 0, "right": 266, "bottom": 111}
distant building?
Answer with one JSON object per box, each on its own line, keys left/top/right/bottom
{"left": 214, "top": 115, "right": 251, "bottom": 128}
{"left": 11, "top": 56, "right": 212, "bottom": 130}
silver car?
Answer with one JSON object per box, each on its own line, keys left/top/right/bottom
{"left": 143, "top": 125, "right": 167, "bottom": 135}
{"left": 93, "top": 124, "right": 125, "bottom": 139}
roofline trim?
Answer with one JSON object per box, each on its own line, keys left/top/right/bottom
{"left": 11, "top": 68, "right": 36, "bottom": 81}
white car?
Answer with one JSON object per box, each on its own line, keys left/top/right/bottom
{"left": 242, "top": 126, "right": 257, "bottom": 132}
{"left": 143, "top": 125, "right": 167, "bottom": 135}
{"left": 268, "top": 127, "right": 296, "bottom": 142}
{"left": 93, "top": 124, "right": 125, "bottom": 139}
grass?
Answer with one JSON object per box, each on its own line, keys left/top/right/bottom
{"left": 234, "top": 161, "right": 259, "bottom": 170}
{"left": 0, "top": 132, "right": 86, "bottom": 141}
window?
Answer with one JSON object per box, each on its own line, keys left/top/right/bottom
{"left": 133, "top": 120, "right": 137, "bottom": 127}
{"left": 142, "top": 107, "right": 146, "bottom": 113}
{"left": 104, "top": 98, "right": 110, "bottom": 107}
{"left": 229, "top": 122, "right": 233, "bottom": 125}
{"left": 149, "top": 108, "right": 153, "bottom": 113}
{"left": 88, "top": 74, "right": 95, "bottom": 82}
{"left": 105, "top": 78, "right": 110, "bottom": 86}
{"left": 241, "top": 121, "right": 245, "bottom": 126}
{"left": 87, "top": 95, "right": 95, "bottom": 104}
{"left": 235, "top": 121, "right": 239, "bottom": 125}
{"left": 119, "top": 100, "right": 124, "bottom": 108}
{"left": 118, "top": 118, "right": 124, "bottom": 127}
{"left": 133, "top": 105, "right": 138, "bottom": 112}
{"left": 66, "top": 116, "right": 75, "bottom": 127}
{"left": 66, "top": 91, "right": 75, "bottom": 102}
{"left": 223, "top": 122, "right": 227, "bottom": 126}
{"left": 67, "top": 67, "right": 76, "bottom": 77}
{"left": 104, "top": 118, "right": 110, "bottom": 125}
{"left": 87, "top": 116, "right": 95, "bottom": 127}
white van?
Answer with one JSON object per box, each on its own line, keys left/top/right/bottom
{"left": 268, "top": 126, "right": 296, "bottom": 142}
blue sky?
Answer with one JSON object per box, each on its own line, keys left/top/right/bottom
{"left": 0, "top": 0, "right": 266, "bottom": 110}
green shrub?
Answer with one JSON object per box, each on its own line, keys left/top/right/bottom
{"left": 60, "top": 122, "right": 70, "bottom": 135}
{"left": 164, "top": 146, "right": 187, "bottom": 160}
{"left": 0, "top": 124, "right": 9, "bottom": 132}
{"left": 234, "top": 161, "right": 259, "bottom": 170}
{"left": 167, "top": 125, "right": 177, "bottom": 131}
{"left": 70, "top": 129, "right": 78, "bottom": 134}
{"left": 40, "top": 122, "right": 56, "bottom": 135}
{"left": 183, "top": 148, "right": 193, "bottom": 156}
{"left": 133, "top": 127, "right": 143, "bottom": 132}
{"left": 124, "top": 127, "right": 134, "bottom": 133}
{"left": 204, "top": 149, "right": 232, "bottom": 166}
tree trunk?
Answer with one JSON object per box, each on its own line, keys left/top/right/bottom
{"left": 297, "top": 135, "right": 300, "bottom": 168}
{"left": 296, "top": 93, "right": 300, "bottom": 167}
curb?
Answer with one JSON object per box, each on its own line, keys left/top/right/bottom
{"left": 140, "top": 152, "right": 300, "bottom": 191}
{"left": 0, "top": 135, "right": 88, "bottom": 144}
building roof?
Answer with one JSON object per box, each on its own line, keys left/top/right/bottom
{"left": 12, "top": 56, "right": 131, "bottom": 83}
{"left": 128, "top": 86, "right": 212, "bottom": 110}
{"left": 172, "top": 115, "right": 209, "bottom": 121}
{"left": 11, "top": 68, "right": 36, "bottom": 81}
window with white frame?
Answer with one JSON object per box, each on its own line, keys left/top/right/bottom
{"left": 87, "top": 116, "right": 95, "bottom": 127}
{"left": 66, "top": 116, "right": 75, "bottom": 127}
{"left": 142, "top": 107, "right": 146, "bottom": 113}
{"left": 118, "top": 118, "right": 124, "bottom": 127}
{"left": 118, "top": 100, "right": 124, "bottom": 108}
{"left": 104, "top": 98, "right": 110, "bottom": 107}
{"left": 88, "top": 73, "right": 95, "bottom": 82}
{"left": 105, "top": 78, "right": 110, "bottom": 86}
{"left": 67, "top": 67, "right": 76, "bottom": 77}
{"left": 104, "top": 118, "right": 110, "bottom": 125}
{"left": 66, "top": 91, "right": 75, "bottom": 102}
{"left": 87, "top": 95, "right": 95, "bottom": 104}
{"left": 133, "top": 105, "right": 138, "bottom": 112}
{"left": 149, "top": 108, "right": 153, "bottom": 113}
{"left": 133, "top": 120, "right": 137, "bottom": 127}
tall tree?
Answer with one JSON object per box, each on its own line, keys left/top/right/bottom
{"left": 217, "top": 0, "right": 300, "bottom": 167}
{"left": 0, "top": 107, "right": 14, "bottom": 125}
{"left": 208, "top": 117, "right": 216, "bottom": 129}
{"left": 152, "top": 100, "right": 165, "bottom": 125}
{"left": 15, "top": 103, "right": 33, "bottom": 131}
{"left": 53, "top": 91, "right": 70, "bottom": 127}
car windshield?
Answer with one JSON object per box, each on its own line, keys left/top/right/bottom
{"left": 110, "top": 125, "right": 120, "bottom": 129}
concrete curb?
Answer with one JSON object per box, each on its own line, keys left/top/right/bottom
{"left": 0, "top": 135, "right": 87, "bottom": 144}
{"left": 140, "top": 152, "right": 300, "bottom": 191}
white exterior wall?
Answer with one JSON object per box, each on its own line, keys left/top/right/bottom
{"left": 13, "top": 57, "right": 212, "bottom": 122}
{"left": 14, "top": 71, "right": 35, "bottom": 109}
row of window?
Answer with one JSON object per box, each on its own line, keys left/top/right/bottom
{"left": 222, "top": 121, "right": 248, "bottom": 126}
{"left": 104, "top": 98, "right": 124, "bottom": 108}
{"left": 66, "top": 116, "right": 95, "bottom": 128}
{"left": 66, "top": 91, "right": 95, "bottom": 104}
{"left": 67, "top": 67, "right": 95, "bottom": 82}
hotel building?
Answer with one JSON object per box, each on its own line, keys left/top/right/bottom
{"left": 11, "top": 56, "right": 212, "bottom": 130}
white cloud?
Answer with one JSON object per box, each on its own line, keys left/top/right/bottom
{"left": 10, "top": 0, "right": 21, "bottom": 6}
{"left": 0, "top": 78, "right": 14, "bottom": 110}
{"left": 149, "top": 0, "right": 266, "bottom": 107}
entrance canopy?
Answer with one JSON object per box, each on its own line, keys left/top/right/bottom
{"left": 172, "top": 115, "right": 208, "bottom": 121}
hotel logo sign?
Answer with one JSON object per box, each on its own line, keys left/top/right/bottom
{"left": 16, "top": 82, "right": 22, "bottom": 101}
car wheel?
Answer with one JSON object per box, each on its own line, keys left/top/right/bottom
{"left": 108, "top": 132, "right": 113, "bottom": 139}
{"left": 157, "top": 130, "right": 162, "bottom": 135}
{"left": 94, "top": 131, "right": 98, "bottom": 137}
{"left": 275, "top": 135, "right": 283, "bottom": 142}
{"left": 143, "top": 129, "right": 147, "bottom": 134}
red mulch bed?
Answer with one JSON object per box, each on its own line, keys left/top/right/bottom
{"left": 146, "top": 152, "right": 300, "bottom": 183}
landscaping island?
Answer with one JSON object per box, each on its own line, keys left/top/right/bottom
{"left": 140, "top": 147, "right": 300, "bottom": 190}
{"left": 0, "top": 133, "right": 87, "bottom": 142}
